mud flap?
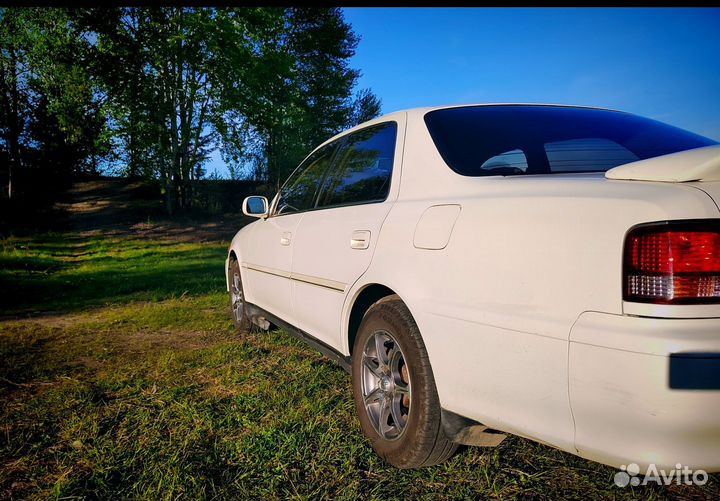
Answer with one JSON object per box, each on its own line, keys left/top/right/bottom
{"left": 441, "top": 408, "right": 507, "bottom": 447}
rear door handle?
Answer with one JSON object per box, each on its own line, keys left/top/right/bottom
{"left": 350, "top": 230, "right": 371, "bottom": 250}
{"left": 280, "top": 232, "right": 292, "bottom": 246}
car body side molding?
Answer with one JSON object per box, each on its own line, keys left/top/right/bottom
{"left": 244, "top": 262, "right": 347, "bottom": 293}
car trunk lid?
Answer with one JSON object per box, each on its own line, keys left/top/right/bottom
{"left": 605, "top": 144, "right": 720, "bottom": 183}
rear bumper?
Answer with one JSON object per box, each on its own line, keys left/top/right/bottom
{"left": 569, "top": 312, "right": 720, "bottom": 472}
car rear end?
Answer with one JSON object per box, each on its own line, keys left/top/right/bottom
{"left": 569, "top": 214, "right": 720, "bottom": 473}
{"left": 420, "top": 105, "right": 720, "bottom": 472}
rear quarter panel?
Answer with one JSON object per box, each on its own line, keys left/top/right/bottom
{"left": 352, "top": 111, "right": 720, "bottom": 452}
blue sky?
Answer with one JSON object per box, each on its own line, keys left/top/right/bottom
{"left": 208, "top": 7, "right": 720, "bottom": 177}
{"left": 343, "top": 7, "right": 720, "bottom": 139}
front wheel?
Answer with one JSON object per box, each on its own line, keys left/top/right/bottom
{"left": 351, "top": 296, "right": 457, "bottom": 468}
{"left": 228, "top": 257, "right": 252, "bottom": 333}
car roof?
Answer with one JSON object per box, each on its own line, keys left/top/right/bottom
{"left": 399, "top": 102, "right": 621, "bottom": 119}
{"left": 312, "top": 103, "right": 623, "bottom": 156}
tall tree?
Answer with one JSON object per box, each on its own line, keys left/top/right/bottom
{"left": 2, "top": 7, "right": 381, "bottom": 211}
{"left": 265, "top": 7, "right": 364, "bottom": 187}
{"left": 84, "top": 7, "right": 289, "bottom": 212}
{"left": 349, "top": 88, "right": 382, "bottom": 127}
{"left": 0, "top": 9, "right": 29, "bottom": 198}
{"left": 0, "top": 8, "right": 107, "bottom": 198}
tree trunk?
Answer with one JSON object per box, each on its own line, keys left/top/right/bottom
{"left": 7, "top": 160, "right": 12, "bottom": 199}
{"left": 0, "top": 43, "right": 23, "bottom": 199}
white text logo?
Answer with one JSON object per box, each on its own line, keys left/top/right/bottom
{"left": 614, "top": 463, "right": 708, "bottom": 487}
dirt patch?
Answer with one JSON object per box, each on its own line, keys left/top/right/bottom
{"left": 78, "top": 215, "right": 251, "bottom": 243}
{"left": 53, "top": 178, "right": 254, "bottom": 243}
{"left": 0, "top": 311, "right": 80, "bottom": 327}
{"left": 109, "top": 329, "right": 220, "bottom": 354}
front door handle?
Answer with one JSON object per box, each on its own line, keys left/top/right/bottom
{"left": 280, "top": 232, "right": 292, "bottom": 246}
{"left": 351, "top": 230, "right": 371, "bottom": 250}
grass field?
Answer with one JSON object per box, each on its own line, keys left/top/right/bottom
{"left": 2, "top": 211, "right": 720, "bottom": 499}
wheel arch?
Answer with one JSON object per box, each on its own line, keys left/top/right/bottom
{"left": 225, "top": 249, "right": 239, "bottom": 292}
{"left": 346, "top": 283, "right": 400, "bottom": 355}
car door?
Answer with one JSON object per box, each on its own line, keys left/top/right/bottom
{"left": 242, "top": 142, "right": 339, "bottom": 325}
{"left": 291, "top": 119, "right": 404, "bottom": 350}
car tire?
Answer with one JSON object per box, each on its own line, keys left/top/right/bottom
{"left": 228, "top": 257, "right": 252, "bottom": 333}
{"left": 352, "top": 296, "right": 458, "bottom": 468}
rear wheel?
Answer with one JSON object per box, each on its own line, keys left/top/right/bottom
{"left": 228, "top": 257, "right": 252, "bottom": 333}
{"left": 352, "top": 296, "right": 457, "bottom": 468}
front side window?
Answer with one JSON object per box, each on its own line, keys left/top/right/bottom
{"left": 317, "top": 122, "right": 397, "bottom": 208}
{"left": 424, "top": 105, "right": 717, "bottom": 176}
{"left": 275, "top": 143, "right": 337, "bottom": 215}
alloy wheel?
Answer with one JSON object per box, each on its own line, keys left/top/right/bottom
{"left": 360, "top": 330, "right": 412, "bottom": 441}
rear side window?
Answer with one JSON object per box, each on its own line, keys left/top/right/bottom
{"left": 424, "top": 105, "right": 716, "bottom": 176}
{"left": 317, "top": 122, "right": 397, "bottom": 208}
{"left": 276, "top": 143, "right": 337, "bottom": 215}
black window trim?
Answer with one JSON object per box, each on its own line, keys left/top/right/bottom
{"left": 268, "top": 139, "right": 343, "bottom": 218}
{"left": 269, "top": 120, "right": 398, "bottom": 218}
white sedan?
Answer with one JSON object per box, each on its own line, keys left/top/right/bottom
{"left": 225, "top": 104, "right": 720, "bottom": 471}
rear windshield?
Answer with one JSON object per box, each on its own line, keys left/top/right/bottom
{"left": 424, "top": 105, "right": 717, "bottom": 176}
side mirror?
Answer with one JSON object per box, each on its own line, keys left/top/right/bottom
{"left": 242, "top": 196, "right": 269, "bottom": 218}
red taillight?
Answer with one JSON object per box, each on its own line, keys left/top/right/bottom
{"left": 624, "top": 221, "right": 720, "bottom": 304}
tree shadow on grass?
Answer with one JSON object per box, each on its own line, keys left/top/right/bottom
{"left": 0, "top": 233, "right": 228, "bottom": 317}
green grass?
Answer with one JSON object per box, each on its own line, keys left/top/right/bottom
{"left": 1, "top": 232, "right": 719, "bottom": 500}
{"left": 0, "top": 234, "right": 226, "bottom": 317}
